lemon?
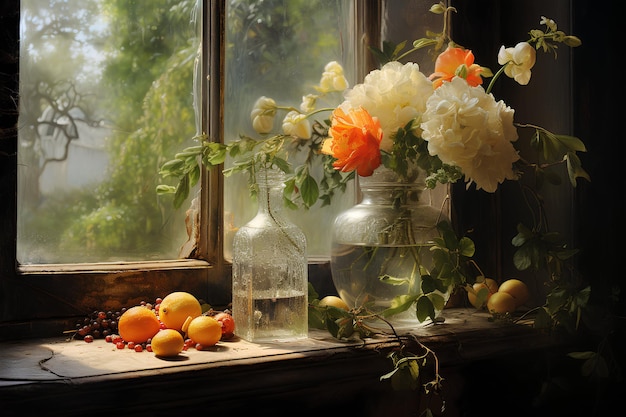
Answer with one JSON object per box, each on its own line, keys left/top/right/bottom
{"left": 150, "top": 329, "right": 185, "bottom": 357}
{"left": 486, "top": 291, "right": 516, "bottom": 314}
{"left": 186, "top": 315, "right": 222, "bottom": 347}
{"left": 159, "top": 291, "right": 202, "bottom": 331}
{"left": 319, "top": 295, "right": 349, "bottom": 311}
{"left": 498, "top": 279, "right": 530, "bottom": 307}
{"left": 467, "top": 278, "right": 499, "bottom": 309}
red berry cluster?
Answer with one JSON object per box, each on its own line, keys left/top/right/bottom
{"left": 72, "top": 297, "right": 163, "bottom": 345}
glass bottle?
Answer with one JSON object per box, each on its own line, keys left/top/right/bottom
{"left": 232, "top": 167, "right": 308, "bottom": 342}
{"left": 329, "top": 166, "right": 448, "bottom": 326}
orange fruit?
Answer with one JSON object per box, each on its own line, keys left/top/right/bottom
{"left": 150, "top": 329, "right": 185, "bottom": 357}
{"left": 319, "top": 295, "right": 349, "bottom": 311}
{"left": 467, "top": 278, "right": 499, "bottom": 309}
{"left": 185, "top": 315, "right": 222, "bottom": 347}
{"left": 498, "top": 279, "right": 530, "bottom": 307}
{"left": 159, "top": 291, "right": 202, "bottom": 331}
{"left": 486, "top": 291, "right": 517, "bottom": 314}
{"left": 118, "top": 305, "right": 161, "bottom": 343}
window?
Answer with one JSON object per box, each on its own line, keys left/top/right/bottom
{"left": 1, "top": 0, "right": 371, "bottom": 338}
{"left": 1, "top": 0, "right": 458, "bottom": 339}
{"left": 17, "top": 0, "right": 201, "bottom": 265}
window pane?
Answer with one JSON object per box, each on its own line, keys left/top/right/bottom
{"left": 17, "top": 0, "right": 200, "bottom": 264}
{"left": 223, "top": 0, "right": 357, "bottom": 260}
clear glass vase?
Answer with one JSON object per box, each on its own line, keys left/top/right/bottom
{"left": 231, "top": 167, "right": 308, "bottom": 342}
{"left": 330, "top": 166, "right": 448, "bottom": 326}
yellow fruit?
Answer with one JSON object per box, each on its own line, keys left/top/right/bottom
{"left": 159, "top": 291, "right": 202, "bottom": 331}
{"left": 498, "top": 279, "right": 530, "bottom": 307}
{"left": 186, "top": 315, "right": 222, "bottom": 347}
{"left": 118, "top": 305, "right": 161, "bottom": 343}
{"left": 467, "top": 278, "right": 499, "bottom": 309}
{"left": 319, "top": 295, "right": 349, "bottom": 311}
{"left": 150, "top": 329, "right": 185, "bottom": 357}
{"left": 486, "top": 291, "right": 517, "bottom": 314}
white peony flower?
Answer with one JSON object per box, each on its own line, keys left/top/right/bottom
{"left": 497, "top": 42, "right": 536, "bottom": 85}
{"left": 420, "top": 77, "right": 520, "bottom": 192}
{"left": 250, "top": 96, "right": 277, "bottom": 134}
{"left": 318, "top": 61, "right": 349, "bottom": 93}
{"left": 340, "top": 61, "right": 433, "bottom": 152}
{"left": 282, "top": 111, "right": 312, "bottom": 139}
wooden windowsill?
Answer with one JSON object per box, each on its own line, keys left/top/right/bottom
{"left": 0, "top": 308, "right": 557, "bottom": 416}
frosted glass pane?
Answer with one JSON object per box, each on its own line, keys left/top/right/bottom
{"left": 17, "top": 0, "right": 200, "bottom": 264}
{"left": 223, "top": 0, "right": 357, "bottom": 260}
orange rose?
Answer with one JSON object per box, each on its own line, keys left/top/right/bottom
{"left": 429, "top": 47, "right": 484, "bottom": 89}
{"left": 322, "top": 107, "right": 383, "bottom": 177}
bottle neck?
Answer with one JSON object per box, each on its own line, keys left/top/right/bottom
{"left": 255, "top": 167, "right": 285, "bottom": 217}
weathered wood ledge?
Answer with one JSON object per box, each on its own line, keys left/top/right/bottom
{"left": 0, "top": 308, "right": 557, "bottom": 416}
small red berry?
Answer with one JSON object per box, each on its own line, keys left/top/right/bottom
{"left": 134, "top": 344, "right": 143, "bottom": 352}
{"left": 84, "top": 335, "right": 94, "bottom": 343}
{"left": 116, "top": 341, "right": 125, "bottom": 349}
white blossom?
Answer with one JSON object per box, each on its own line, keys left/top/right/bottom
{"left": 282, "top": 111, "right": 312, "bottom": 139}
{"left": 420, "top": 77, "right": 520, "bottom": 192}
{"left": 318, "top": 61, "right": 349, "bottom": 93}
{"left": 498, "top": 42, "right": 536, "bottom": 85}
{"left": 250, "top": 96, "right": 277, "bottom": 134}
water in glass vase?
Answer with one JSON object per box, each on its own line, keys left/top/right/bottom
{"left": 232, "top": 289, "right": 308, "bottom": 342}
{"left": 331, "top": 242, "right": 436, "bottom": 326}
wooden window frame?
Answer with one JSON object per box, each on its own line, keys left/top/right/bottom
{"left": 0, "top": 0, "right": 377, "bottom": 340}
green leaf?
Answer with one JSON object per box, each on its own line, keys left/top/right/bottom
{"left": 271, "top": 156, "right": 291, "bottom": 174}
{"left": 555, "top": 134, "right": 587, "bottom": 152}
{"left": 412, "top": 37, "right": 438, "bottom": 50}
{"left": 159, "top": 159, "right": 185, "bottom": 176}
{"left": 174, "top": 145, "right": 203, "bottom": 159}
{"left": 582, "top": 354, "right": 609, "bottom": 379}
{"left": 511, "top": 223, "right": 533, "bottom": 247}
{"left": 565, "top": 151, "right": 591, "bottom": 187}
{"left": 421, "top": 275, "right": 437, "bottom": 293}
{"left": 380, "top": 274, "right": 410, "bottom": 286}
{"left": 383, "top": 294, "right": 418, "bottom": 317}
{"left": 188, "top": 163, "right": 201, "bottom": 187}
{"left": 172, "top": 174, "right": 190, "bottom": 209}
{"left": 513, "top": 244, "right": 536, "bottom": 271}
{"left": 156, "top": 184, "right": 176, "bottom": 195}
{"left": 203, "top": 142, "right": 227, "bottom": 166}
{"left": 416, "top": 295, "right": 436, "bottom": 322}
{"left": 567, "top": 351, "right": 596, "bottom": 360}
{"left": 297, "top": 173, "right": 319, "bottom": 208}
{"left": 429, "top": 292, "right": 446, "bottom": 311}
{"left": 307, "top": 282, "right": 319, "bottom": 302}
{"left": 532, "top": 306, "right": 553, "bottom": 329}
{"left": 458, "top": 237, "right": 475, "bottom": 257}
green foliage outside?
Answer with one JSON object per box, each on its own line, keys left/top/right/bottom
{"left": 20, "top": 0, "right": 199, "bottom": 261}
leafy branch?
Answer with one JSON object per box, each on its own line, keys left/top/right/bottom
{"left": 156, "top": 125, "right": 351, "bottom": 210}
